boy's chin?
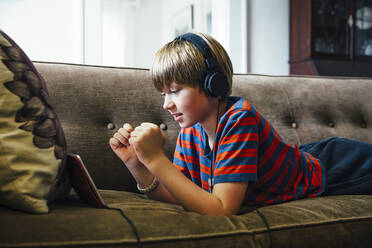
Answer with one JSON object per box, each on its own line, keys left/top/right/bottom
{"left": 177, "top": 121, "right": 195, "bottom": 129}
{"left": 178, "top": 123, "right": 189, "bottom": 128}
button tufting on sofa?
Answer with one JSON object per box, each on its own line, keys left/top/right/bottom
{"left": 159, "top": 123, "right": 167, "bottom": 130}
{"left": 328, "top": 122, "right": 335, "bottom": 128}
{"left": 291, "top": 122, "right": 297, "bottom": 129}
{"left": 107, "top": 122, "right": 115, "bottom": 130}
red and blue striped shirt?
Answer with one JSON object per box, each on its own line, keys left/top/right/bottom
{"left": 173, "top": 97, "right": 325, "bottom": 205}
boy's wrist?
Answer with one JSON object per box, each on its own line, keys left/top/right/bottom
{"left": 126, "top": 161, "right": 153, "bottom": 184}
{"left": 146, "top": 153, "right": 171, "bottom": 176}
{"left": 124, "top": 160, "right": 145, "bottom": 174}
{"left": 137, "top": 176, "right": 159, "bottom": 193}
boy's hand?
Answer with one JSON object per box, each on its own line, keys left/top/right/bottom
{"left": 129, "top": 123, "right": 166, "bottom": 166}
{"left": 109, "top": 123, "right": 140, "bottom": 167}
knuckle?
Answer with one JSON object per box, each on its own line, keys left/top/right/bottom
{"left": 124, "top": 123, "right": 132, "bottom": 130}
{"left": 114, "top": 133, "right": 124, "bottom": 141}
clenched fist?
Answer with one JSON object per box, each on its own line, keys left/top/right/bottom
{"left": 129, "top": 122, "right": 166, "bottom": 166}
{"left": 109, "top": 123, "right": 140, "bottom": 167}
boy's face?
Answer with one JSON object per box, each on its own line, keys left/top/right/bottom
{"left": 161, "top": 82, "right": 215, "bottom": 128}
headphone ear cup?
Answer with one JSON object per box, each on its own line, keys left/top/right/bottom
{"left": 205, "top": 72, "right": 229, "bottom": 97}
{"left": 203, "top": 73, "right": 213, "bottom": 96}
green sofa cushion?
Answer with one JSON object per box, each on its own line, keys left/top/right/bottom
{"left": 0, "top": 30, "right": 70, "bottom": 214}
{"left": 1, "top": 190, "right": 371, "bottom": 247}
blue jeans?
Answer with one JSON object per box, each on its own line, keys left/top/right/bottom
{"left": 300, "top": 137, "right": 372, "bottom": 195}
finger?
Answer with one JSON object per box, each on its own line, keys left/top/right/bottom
{"left": 118, "top": 127, "right": 131, "bottom": 140}
{"left": 109, "top": 137, "right": 121, "bottom": 148}
{"left": 123, "top": 123, "right": 134, "bottom": 132}
{"left": 113, "top": 132, "right": 129, "bottom": 145}
{"left": 130, "top": 129, "right": 139, "bottom": 138}
{"left": 139, "top": 123, "right": 164, "bottom": 137}
{"left": 133, "top": 125, "right": 146, "bottom": 134}
{"left": 128, "top": 136, "right": 136, "bottom": 146}
{"left": 135, "top": 123, "right": 156, "bottom": 133}
{"left": 140, "top": 122, "right": 157, "bottom": 128}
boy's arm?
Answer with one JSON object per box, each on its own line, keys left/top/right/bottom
{"left": 123, "top": 159, "right": 179, "bottom": 204}
{"left": 129, "top": 123, "right": 248, "bottom": 216}
{"left": 149, "top": 155, "right": 248, "bottom": 215}
{"left": 109, "top": 123, "right": 178, "bottom": 204}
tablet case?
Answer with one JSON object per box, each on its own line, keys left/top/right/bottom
{"left": 66, "top": 154, "right": 105, "bottom": 208}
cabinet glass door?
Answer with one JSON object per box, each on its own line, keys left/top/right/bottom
{"left": 355, "top": 0, "right": 372, "bottom": 58}
{"left": 312, "top": 0, "right": 349, "bottom": 57}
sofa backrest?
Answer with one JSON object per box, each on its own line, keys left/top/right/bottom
{"left": 35, "top": 62, "right": 372, "bottom": 192}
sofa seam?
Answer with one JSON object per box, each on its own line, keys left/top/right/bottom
{"left": 33, "top": 61, "right": 372, "bottom": 81}
{"left": 140, "top": 215, "right": 372, "bottom": 243}
{"left": 2, "top": 216, "right": 371, "bottom": 247}
{"left": 277, "top": 81, "right": 302, "bottom": 145}
{"left": 33, "top": 61, "right": 150, "bottom": 71}
{"left": 233, "top": 72, "right": 372, "bottom": 80}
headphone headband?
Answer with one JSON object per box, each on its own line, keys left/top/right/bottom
{"left": 174, "top": 33, "right": 229, "bottom": 98}
{"left": 175, "top": 33, "right": 218, "bottom": 71}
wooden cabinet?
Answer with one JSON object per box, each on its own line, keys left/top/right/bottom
{"left": 290, "top": 0, "right": 372, "bottom": 77}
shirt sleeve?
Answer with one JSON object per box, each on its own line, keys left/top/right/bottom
{"left": 172, "top": 131, "right": 192, "bottom": 180}
{"left": 213, "top": 110, "right": 259, "bottom": 184}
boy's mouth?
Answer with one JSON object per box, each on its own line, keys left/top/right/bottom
{"left": 171, "top": 113, "right": 183, "bottom": 121}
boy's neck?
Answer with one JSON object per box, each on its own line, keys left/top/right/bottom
{"left": 201, "top": 99, "right": 227, "bottom": 150}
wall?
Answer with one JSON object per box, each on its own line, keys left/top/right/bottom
{"left": 228, "top": 0, "right": 248, "bottom": 73}
{"left": 248, "top": 0, "right": 290, "bottom": 75}
{"left": 160, "top": 0, "right": 206, "bottom": 43}
{"left": 132, "top": 0, "right": 164, "bottom": 69}
{"left": 160, "top": 0, "right": 248, "bottom": 73}
{"left": 0, "top": 0, "right": 290, "bottom": 75}
{"left": 0, "top": 0, "right": 83, "bottom": 64}
{"left": 131, "top": 0, "right": 289, "bottom": 75}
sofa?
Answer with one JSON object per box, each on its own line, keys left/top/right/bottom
{"left": 1, "top": 60, "right": 372, "bottom": 248}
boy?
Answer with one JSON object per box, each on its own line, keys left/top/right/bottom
{"left": 109, "top": 32, "right": 372, "bottom": 216}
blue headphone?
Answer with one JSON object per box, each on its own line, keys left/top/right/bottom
{"left": 175, "top": 33, "right": 229, "bottom": 98}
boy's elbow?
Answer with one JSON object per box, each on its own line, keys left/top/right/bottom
{"left": 197, "top": 208, "right": 238, "bottom": 216}
{"left": 210, "top": 207, "right": 239, "bottom": 216}
{"left": 184, "top": 201, "right": 239, "bottom": 216}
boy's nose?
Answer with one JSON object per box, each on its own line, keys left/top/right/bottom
{"left": 163, "top": 96, "right": 174, "bottom": 110}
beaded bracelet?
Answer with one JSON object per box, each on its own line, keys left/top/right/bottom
{"left": 137, "top": 177, "right": 159, "bottom": 194}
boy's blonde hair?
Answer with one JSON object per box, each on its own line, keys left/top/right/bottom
{"left": 151, "top": 32, "right": 233, "bottom": 96}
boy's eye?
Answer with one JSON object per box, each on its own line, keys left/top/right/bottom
{"left": 160, "top": 87, "right": 181, "bottom": 97}
{"left": 170, "top": 89, "right": 180, "bottom": 94}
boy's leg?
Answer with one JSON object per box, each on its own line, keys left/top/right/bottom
{"left": 300, "top": 137, "right": 372, "bottom": 195}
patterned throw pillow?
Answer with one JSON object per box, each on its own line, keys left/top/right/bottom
{"left": 0, "top": 30, "right": 70, "bottom": 214}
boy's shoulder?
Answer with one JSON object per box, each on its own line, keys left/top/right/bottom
{"left": 225, "top": 96, "right": 256, "bottom": 118}
{"left": 179, "top": 97, "right": 257, "bottom": 137}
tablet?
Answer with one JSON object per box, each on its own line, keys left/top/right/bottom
{"left": 66, "top": 154, "right": 105, "bottom": 208}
